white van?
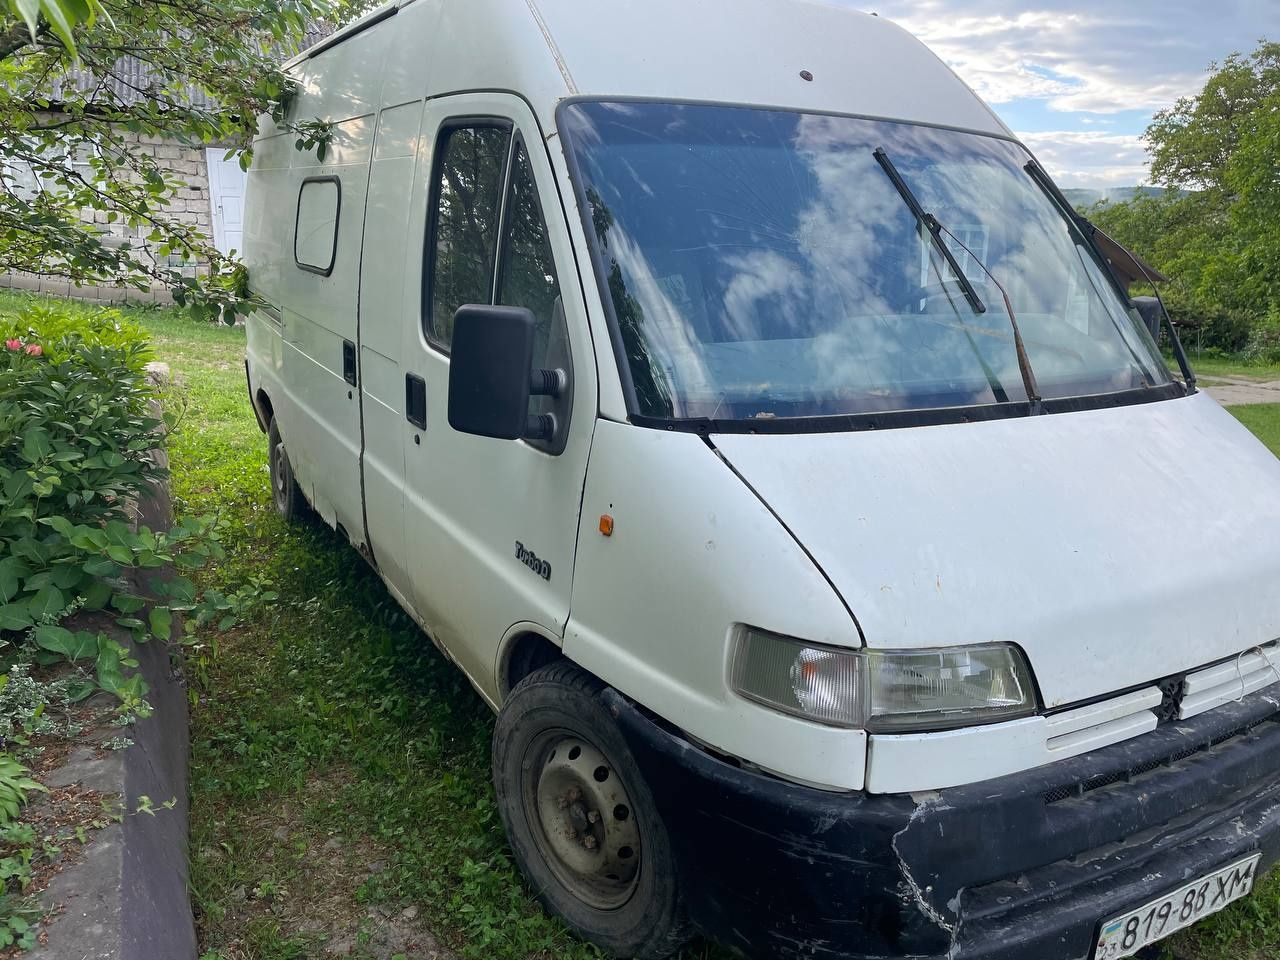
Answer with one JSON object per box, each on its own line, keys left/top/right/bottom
{"left": 242, "top": 2, "right": 1280, "bottom": 957}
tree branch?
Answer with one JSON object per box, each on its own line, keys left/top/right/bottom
{"left": 0, "top": 20, "right": 50, "bottom": 61}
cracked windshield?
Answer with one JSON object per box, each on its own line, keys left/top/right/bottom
{"left": 562, "top": 101, "right": 1171, "bottom": 421}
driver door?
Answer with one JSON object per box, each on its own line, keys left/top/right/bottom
{"left": 399, "top": 94, "right": 597, "bottom": 704}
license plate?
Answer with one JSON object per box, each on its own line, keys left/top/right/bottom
{"left": 1093, "top": 854, "right": 1261, "bottom": 960}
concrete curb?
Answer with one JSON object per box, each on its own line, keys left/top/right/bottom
{"left": 31, "top": 631, "right": 195, "bottom": 960}
{"left": 29, "top": 361, "right": 196, "bottom": 960}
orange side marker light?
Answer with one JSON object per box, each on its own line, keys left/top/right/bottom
{"left": 599, "top": 514, "right": 614, "bottom": 537}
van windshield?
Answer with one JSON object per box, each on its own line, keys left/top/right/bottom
{"left": 559, "top": 101, "right": 1172, "bottom": 424}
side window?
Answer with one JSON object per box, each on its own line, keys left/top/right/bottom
{"left": 295, "top": 177, "right": 340, "bottom": 275}
{"left": 426, "top": 123, "right": 512, "bottom": 346}
{"left": 497, "top": 141, "right": 562, "bottom": 373}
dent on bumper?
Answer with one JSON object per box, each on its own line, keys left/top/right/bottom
{"left": 603, "top": 685, "right": 1280, "bottom": 960}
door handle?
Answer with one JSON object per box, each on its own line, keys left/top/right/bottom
{"left": 405, "top": 373, "right": 427, "bottom": 429}
{"left": 342, "top": 340, "right": 357, "bottom": 386}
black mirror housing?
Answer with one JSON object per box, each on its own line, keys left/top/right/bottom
{"left": 448, "top": 304, "right": 536, "bottom": 440}
{"left": 1132, "top": 296, "right": 1162, "bottom": 341}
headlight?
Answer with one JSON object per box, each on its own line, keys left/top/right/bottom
{"left": 730, "top": 626, "right": 1036, "bottom": 732}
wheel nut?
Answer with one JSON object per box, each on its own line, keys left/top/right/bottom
{"left": 587, "top": 810, "right": 600, "bottom": 824}
{"left": 583, "top": 835, "right": 597, "bottom": 850}
{"left": 567, "top": 787, "right": 582, "bottom": 802}
{"left": 557, "top": 796, "right": 569, "bottom": 809}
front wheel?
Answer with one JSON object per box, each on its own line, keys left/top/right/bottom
{"left": 493, "top": 663, "right": 688, "bottom": 959}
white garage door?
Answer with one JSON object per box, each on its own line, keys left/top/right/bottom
{"left": 205, "top": 149, "right": 246, "bottom": 256}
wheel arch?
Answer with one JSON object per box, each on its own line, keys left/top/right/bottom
{"left": 253, "top": 387, "right": 275, "bottom": 433}
{"left": 498, "top": 624, "right": 566, "bottom": 701}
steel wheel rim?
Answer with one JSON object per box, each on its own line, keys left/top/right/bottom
{"left": 522, "top": 729, "right": 642, "bottom": 910}
{"left": 271, "top": 440, "right": 288, "bottom": 510}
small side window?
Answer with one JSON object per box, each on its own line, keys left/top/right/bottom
{"left": 295, "top": 177, "right": 340, "bottom": 275}
{"left": 497, "top": 141, "right": 562, "bottom": 374}
{"left": 425, "top": 123, "right": 512, "bottom": 347}
{"left": 496, "top": 138, "right": 573, "bottom": 454}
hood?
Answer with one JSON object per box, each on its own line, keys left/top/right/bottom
{"left": 713, "top": 392, "right": 1280, "bottom": 708}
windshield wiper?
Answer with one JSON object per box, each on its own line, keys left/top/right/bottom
{"left": 1023, "top": 158, "right": 1197, "bottom": 394}
{"left": 873, "top": 148, "right": 985, "bottom": 314}
{"left": 874, "top": 146, "right": 1043, "bottom": 410}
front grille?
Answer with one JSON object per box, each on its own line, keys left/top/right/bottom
{"left": 1044, "top": 713, "right": 1279, "bottom": 805}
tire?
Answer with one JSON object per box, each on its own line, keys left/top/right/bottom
{"left": 493, "top": 663, "right": 689, "bottom": 959}
{"left": 267, "top": 417, "right": 307, "bottom": 523}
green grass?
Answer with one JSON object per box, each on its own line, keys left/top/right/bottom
{"left": 1228, "top": 404, "right": 1280, "bottom": 457}
{"left": 1177, "top": 352, "right": 1280, "bottom": 382}
{"left": 5, "top": 289, "right": 1278, "bottom": 959}
{"left": 130, "top": 313, "right": 647, "bottom": 959}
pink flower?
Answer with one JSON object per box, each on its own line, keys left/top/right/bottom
{"left": 4, "top": 339, "right": 20, "bottom": 351}
{"left": 23, "top": 343, "right": 42, "bottom": 357}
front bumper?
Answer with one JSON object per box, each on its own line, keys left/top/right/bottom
{"left": 604, "top": 685, "right": 1280, "bottom": 960}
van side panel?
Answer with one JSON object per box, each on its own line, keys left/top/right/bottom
{"left": 275, "top": 112, "right": 371, "bottom": 538}
{"left": 357, "top": 99, "right": 426, "bottom": 592}
{"left": 243, "top": 130, "right": 294, "bottom": 440}
{"left": 378, "top": 0, "right": 443, "bottom": 107}
{"left": 565, "top": 420, "right": 866, "bottom": 791}
{"left": 249, "top": 23, "right": 391, "bottom": 541}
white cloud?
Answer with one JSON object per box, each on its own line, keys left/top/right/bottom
{"left": 873, "top": 2, "right": 1225, "bottom": 113}
{"left": 854, "top": 0, "right": 1274, "bottom": 183}
{"left": 1015, "top": 130, "right": 1149, "bottom": 188}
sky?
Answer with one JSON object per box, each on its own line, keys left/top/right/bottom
{"left": 861, "top": 0, "right": 1277, "bottom": 188}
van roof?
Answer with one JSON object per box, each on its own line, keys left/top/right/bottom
{"left": 288, "top": 0, "right": 1010, "bottom": 138}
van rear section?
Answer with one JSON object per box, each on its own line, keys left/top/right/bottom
{"left": 242, "top": 1, "right": 1280, "bottom": 958}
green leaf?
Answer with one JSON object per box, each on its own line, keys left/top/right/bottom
{"left": 0, "top": 557, "right": 27, "bottom": 604}
{"left": 41, "top": 0, "right": 82, "bottom": 55}
{"left": 20, "top": 427, "right": 52, "bottom": 464}
{"left": 51, "top": 564, "right": 84, "bottom": 590}
{"left": 64, "top": 679, "right": 98, "bottom": 702}
{"left": 165, "top": 576, "right": 196, "bottom": 603}
{"left": 21, "top": 571, "right": 53, "bottom": 592}
{"left": 81, "top": 557, "right": 118, "bottom": 577}
{"left": 40, "top": 515, "right": 75, "bottom": 538}
{"left": 0, "top": 604, "right": 33, "bottom": 632}
{"left": 70, "top": 528, "right": 108, "bottom": 551}
{"left": 148, "top": 606, "right": 172, "bottom": 641}
{"left": 33, "top": 625, "right": 97, "bottom": 661}
{"left": 95, "top": 634, "right": 124, "bottom": 687}
{"left": 105, "top": 544, "right": 134, "bottom": 565}
{"left": 111, "top": 593, "right": 145, "bottom": 614}
{"left": 11, "top": 538, "right": 49, "bottom": 564}
{"left": 82, "top": 579, "right": 112, "bottom": 611}
{"left": 13, "top": 0, "right": 41, "bottom": 39}
{"left": 27, "top": 585, "right": 66, "bottom": 620}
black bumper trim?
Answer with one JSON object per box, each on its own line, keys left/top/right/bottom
{"left": 604, "top": 685, "right": 1280, "bottom": 960}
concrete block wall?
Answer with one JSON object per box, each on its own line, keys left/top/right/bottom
{"left": 0, "top": 129, "right": 223, "bottom": 305}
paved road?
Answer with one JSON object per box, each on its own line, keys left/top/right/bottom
{"left": 1203, "top": 377, "right": 1280, "bottom": 406}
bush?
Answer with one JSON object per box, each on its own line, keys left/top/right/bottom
{"left": 1194, "top": 310, "right": 1258, "bottom": 354}
{"left": 0, "top": 302, "right": 150, "bottom": 368}
{"left": 0, "top": 321, "right": 245, "bottom": 722}
{"left": 1157, "top": 285, "right": 1259, "bottom": 353}
{"left": 0, "top": 760, "right": 41, "bottom": 828}
{"left": 0, "top": 339, "right": 162, "bottom": 546}
{"left": 1244, "top": 308, "right": 1280, "bottom": 364}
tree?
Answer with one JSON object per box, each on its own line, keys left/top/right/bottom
{"left": 1224, "top": 88, "right": 1280, "bottom": 313}
{"left": 0, "top": 0, "right": 369, "bottom": 317}
{"left": 1145, "top": 42, "right": 1280, "bottom": 192}
{"left": 1089, "top": 40, "right": 1280, "bottom": 346}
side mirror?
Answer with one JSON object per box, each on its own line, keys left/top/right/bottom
{"left": 1132, "top": 296, "right": 1162, "bottom": 341}
{"left": 447, "top": 304, "right": 564, "bottom": 441}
